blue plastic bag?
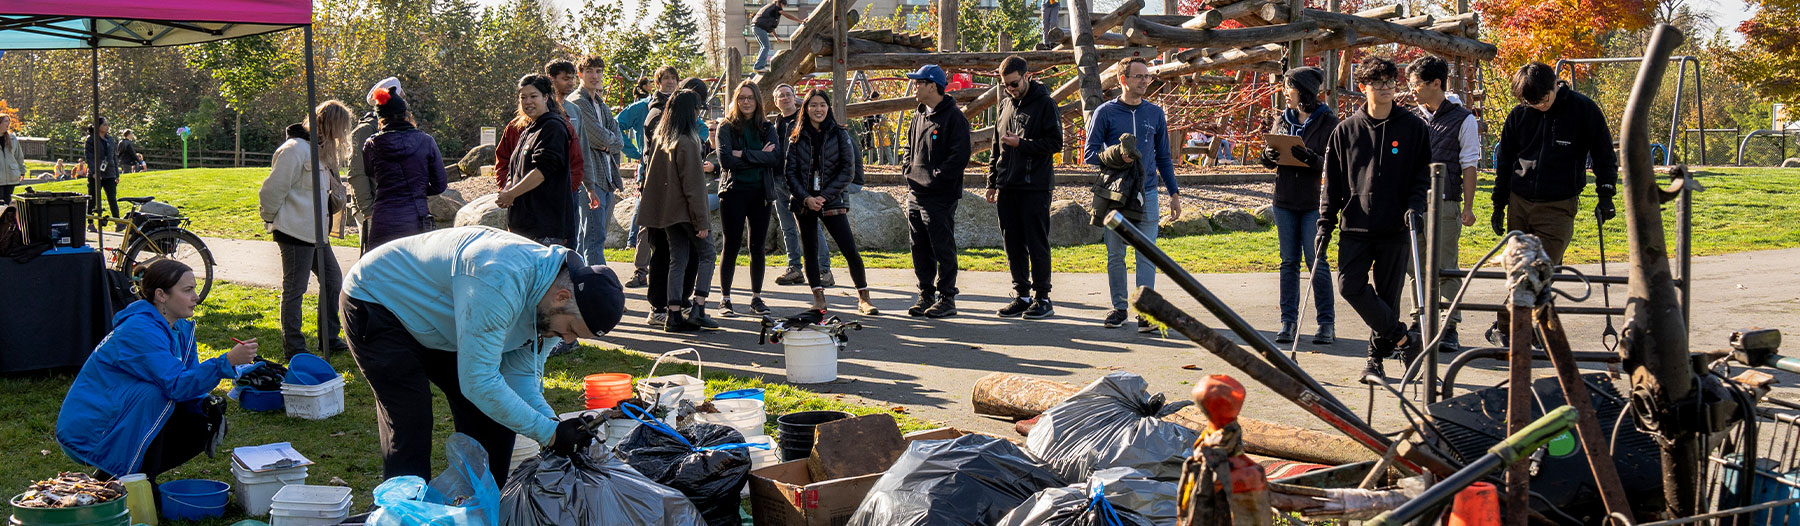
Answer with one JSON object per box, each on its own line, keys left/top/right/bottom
{"left": 368, "top": 433, "right": 501, "bottom": 526}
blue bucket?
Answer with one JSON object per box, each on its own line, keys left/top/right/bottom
{"left": 158, "top": 479, "right": 228, "bottom": 521}
{"left": 714, "top": 388, "right": 765, "bottom": 402}
{"left": 283, "top": 353, "right": 339, "bottom": 386}
{"left": 238, "top": 387, "right": 285, "bottom": 412}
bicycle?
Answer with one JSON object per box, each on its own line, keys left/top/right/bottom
{"left": 88, "top": 196, "right": 216, "bottom": 303}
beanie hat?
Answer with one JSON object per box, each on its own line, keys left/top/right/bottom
{"left": 1284, "top": 67, "right": 1325, "bottom": 99}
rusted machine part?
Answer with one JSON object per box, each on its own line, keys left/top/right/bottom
{"left": 1178, "top": 375, "right": 1273, "bottom": 526}
{"left": 1502, "top": 234, "right": 1554, "bottom": 526}
{"left": 1535, "top": 305, "right": 1635, "bottom": 523}
{"left": 1619, "top": 24, "right": 1701, "bottom": 517}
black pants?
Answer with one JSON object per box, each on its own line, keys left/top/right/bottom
{"left": 797, "top": 210, "right": 868, "bottom": 289}
{"left": 648, "top": 225, "right": 713, "bottom": 308}
{"left": 96, "top": 400, "right": 220, "bottom": 485}
{"left": 719, "top": 192, "right": 771, "bottom": 296}
{"left": 907, "top": 197, "right": 958, "bottom": 296}
{"left": 997, "top": 189, "right": 1053, "bottom": 297}
{"left": 1337, "top": 233, "right": 1410, "bottom": 356}
{"left": 275, "top": 230, "right": 344, "bottom": 358}
{"left": 89, "top": 177, "right": 119, "bottom": 217}
{"left": 0, "top": 184, "right": 14, "bottom": 203}
{"left": 342, "top": 295, "right": 519, "bottom": 487}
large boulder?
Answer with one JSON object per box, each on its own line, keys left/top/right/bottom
{"left": 444, "top": 143, "right": 497, "bottom": 183}
{"left": 1253, "top": 204, "right": 1274, "bottom": 225}
{"left": 1211, "top": 208, "right": 1260, "bottom": 232}
{"left": 428, "top": 189, "right": 467, "bottom": 225}
{"left": 842, "top": 190, "right": 908, "bottom": 252}
{"left": 454, "top": 193, "right": 506, "bottom": 229}
{"left": 1161, "top": 211, "right": 1214, "bottom": 237}
{"left": 1049, "top": 200, "right": 1103, "bottom": 246}
{"left": 606, "top": 197, "right": 637, "bottom": 249}
{"left": 951, "top": 190, "right": 1002, "bottom": 248}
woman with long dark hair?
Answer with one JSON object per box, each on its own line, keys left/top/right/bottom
{"left": 638, "top": 90, "right": 716, "bottom": 332}
{"left": 785, "top": 89, "right": 875, "bottom": 315}
{"left": 498, "top": 74, "right": 575, "bottom": 247}
{"left": 714, "top": 81, "right": 783, "bottom": 316}
{"left": 259, "top": 100, "right": 354, "bottom": 359}
{"left": 361, "top": 86, "right": 448, "bottom": 248}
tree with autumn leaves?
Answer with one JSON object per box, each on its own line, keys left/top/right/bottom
{"left": 1728, "top": 0, "right": 1800, "bottom": 103}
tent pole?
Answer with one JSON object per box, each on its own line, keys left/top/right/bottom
{"left": 304, "top": 25, "right": 329, "bottom": 358}
{"left": 91, "top": 47, "right": 102, "bottom": 253}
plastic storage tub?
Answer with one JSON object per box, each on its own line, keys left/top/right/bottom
{"left": 280, "top": 376, "right": 346, "bottom": 420}
{"left": 230, "top": 463, "right": 307, "bottom": 517}
{"left": 268, "top": 485, "right": 351, "bottom": 526}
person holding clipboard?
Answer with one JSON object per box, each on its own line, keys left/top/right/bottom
{"left": 1259, "top": 66, "right": 1338, "bottom": 347}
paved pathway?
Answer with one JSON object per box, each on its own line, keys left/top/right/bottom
{"left": 204, "top": 235, "right": 1800, "bottom": 439}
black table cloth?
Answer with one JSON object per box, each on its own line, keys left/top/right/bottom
{"left": 0, "top": 249, "right": 114, "bottom": 373}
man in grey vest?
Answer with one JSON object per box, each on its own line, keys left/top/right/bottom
{"left": 1405, "top": 56, "right": 1480, "bottom": 352}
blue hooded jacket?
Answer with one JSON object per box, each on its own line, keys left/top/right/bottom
{"left": 1083, "top": 98, "right": 1179, "bottom": 196}
{"left": 56, "top": 300, "right": 237, "bottom": 476}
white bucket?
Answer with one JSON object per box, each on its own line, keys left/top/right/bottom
{"left": 231, "top": 463, "right": 307, "bottom": 517}
{"left": 510, "top": 435, "right": 541, "bottom": 471}
{"left": 743, "top": 434, "right": 780, "bottom": 470}
{"left": 280, "top": 376, "right": 346, "bottom": 420}
{"left": 696, "top": 399, "right": 766, "bottom": 439}
{"left": 637, "top": 348, "right": 706, "bottom": 408}
{"left": 604, "top": 417, "right": 642, "bottom": 450}
{"left": 782, "top": 329, "right": 838, "bottom": 383}
{"left": 269, "top": 484, "right": 351, "bottom": 526}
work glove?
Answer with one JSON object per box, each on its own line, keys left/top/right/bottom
{"left": 1259, "top": 148, "right": 1280, "bottom": 169}
{"left": 1490, "top": 204, "right": 1507, "bottom": 236}
{"left": 1594, "top": 184, "right": 1617, "bottom": 223}
{"left": 548, "top": 415, "right": 597, "bottom": 456}
{"left": 1314, "top": 217, "right": 1336, "bottom": 259}
{"left": 1288, "top": 145, "right": 1318, "bottom": 167}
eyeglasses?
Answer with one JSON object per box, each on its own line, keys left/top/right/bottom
{"left": 1123, "top": 73, "right": 1154, "bottom": 81}
{"left": 1365, "top": 82, "right": 1398, "bottom": 91}
{"left": 1005, "top": 80, "right": 1023, "bottom": 89}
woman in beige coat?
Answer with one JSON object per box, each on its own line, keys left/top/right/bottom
{"left": 257, "top": 101, "right": 352, "bottom": 359}
{"left": 637, "top": 89, "right": 715, "bottom": 332}
{"left": 0, "top": 114, "right": 25, "bottom": 203}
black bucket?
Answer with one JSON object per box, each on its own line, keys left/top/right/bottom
{"left": 776, "top": 410, "right": 853, "bottom": 462}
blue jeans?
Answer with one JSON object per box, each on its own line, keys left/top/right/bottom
{"left": 753, "top": 27, "right": 774, "bottom": 70}
{"left": 1102, "top": 186, "right": 1159, "bottom": 311}
{"left": 576, "top": 188, "right": 615, "bottom": 265}
{"left": 774, "top": 192, "right": 829, "bottom": 272}
{"left": 1273, "top": 206, "right": 1334, "bottom": 326}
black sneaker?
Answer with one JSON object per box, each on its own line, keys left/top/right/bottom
{"left": 663, "top": 310, "right": 698, "bottom": 332}
{"left": 625, "top": 269, "right": 649, "bottom": 288}
{"left": 1103, "top": 309, "right": 1128, "bottom": 328}
{"left": 1395, "top": 330, "right": 1422, "bottom": 369}
{"left": 1023, "top": 298, "right": 1054, "bottom": 319}
{"left": 997, "top": 297, "right": 1031, "bottom": 318}
{"left": 1274, "top": 322, "right": 1297, "bottom": 344}
{"left": 1361, "top": 355, "right": 1387, "bottom": 380}
{"left": 718, "top": 298, "right": 739, "bottom": 318}
{"left": 908, "top": 293, "right": 937, "bottom": 317}
{"left": 1440, "top": 326, "right": 1462, "bottom": 353}
{"left": 924, "top": 296, "right": 958, "bottom": 318}
{"left": 750, "top": 297, "right": 770, "bottom": 315}
{"left": 1136, "top": 316, "right": 1157, "bottom": 333}
{"left": 687, "top": 305, "right": 720, "bottom": 329}
{"left": 1485, "top": 321, "right": 1509, "bottom": 347}
{"left": 774, "top": 267, "right": 804, "bottom": 286}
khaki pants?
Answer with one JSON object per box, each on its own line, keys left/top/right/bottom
{"left": 1409, "top": 202, "right": 1464, "bottom": 327}
{"left": 1495, "top": 194, "right": 1579, "bottom": 332}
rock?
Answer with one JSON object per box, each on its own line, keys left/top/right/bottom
{"left": 138, "top": 200, "right": 180, "bottom": 217}
{"left": 1211, "top": 208, "right": 1260, "bottom": 232}
{"left": 1049, "top": 200, "right": 1103, "bottom": 246}
{"left": 1161, "top": 212, "right": 1214, "bottom": 237}
{"left": 454, "top": 193, "right": 506, "bottom": 229}
{"left": 428, "top": 193, "right": 467, "bottom": 224}
{"left": 951, "top": 190, "right": 1002, "bottom": 248}
{"left": 440, "top": 188, "right": 464, "bottom": 202}
{"left": 1784, "top": 158, "right": 1800, "bottom": 168}
{"left": 445, "top": 143, "right": 497, "bottom": 183}
{"left": 1253, "top": 204, "right": 1274, "bottom": 225}
{"left": 842, "top": 190, "right": 908, "bottom": 252}
{"left": 606, "top": 197, "right": 637, "bottom": 249}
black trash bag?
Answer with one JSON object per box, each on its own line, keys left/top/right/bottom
{"left": 499, "top": 449, "right": 705, "bottom": 526}
{"left": 996, "top": 468, "right": 1181, "bottom": 526}
{"left": 614, "top": 417, "right": 753, "bottom": 526}
{"left": 847, "top": 434, "right": 1067, "bottom": 526}
{"left": 1025, "top": 372, "right": 1198, "bottom": 481}
{"left": 234, "top": 359, "right": 289, "bottom": 392}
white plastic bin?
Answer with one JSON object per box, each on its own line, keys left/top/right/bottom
{"left": 782, "top": 329, "right": 837, "bottom": 383}
{"left": 280, "top": 376, "right": 346, "bottom": 420}
{"left": 636, "top": 348, "right": 706, "bottom": 408}
{"left": 696, "top": 398, "right": 766, "bottom": 439}
{"left": 511, "top": 435, "right": 540, "bottom": 471}
{"left": 743, "top": 434, "right": 780, "bottom": 470}
{"left": 231, "top": 462, "right": 307, "bottom": 517}
{"left": 269, "top": 484, "right": 351, "bottom": 526}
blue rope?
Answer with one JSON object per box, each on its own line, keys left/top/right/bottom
{"left": 1089, "top": 483, "right": 1126, "bottom": 526}
{"left": 618, "top": 402, "right": 773, "bottom": 453}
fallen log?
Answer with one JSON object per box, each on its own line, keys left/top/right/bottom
{"left": 971, "top": 372, "right": 1381, "bottom": 466}
{"left": 1125, "top": 18, "right": 1321, "bottom": 49}
{"left": 825, "top": 46, "right": 1157, "bottom": 71}
{"left": 1093, "top": 0, "right": 1145, "bottom": 35}
{"left": 843, "top": 87, "right": 986, "bottom": 119}
{"left": 1297, "top": 8, "right": 1496, "bottom": 59}
{"left": 961, "top": 84, "right": 1004, "bottom": 116}
{"left": 1261, "top": 2, "right": 1403, "bottom": 23}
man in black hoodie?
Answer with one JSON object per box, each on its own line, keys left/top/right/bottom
{"left": 986, "top": 56, "right": 1064, "bottom": 320}
{"left": 902, "top": 65, "right": 972, "bottom": 319}
{"left": 1317, "top": 57, "right": 1432, "bottom": 379}
{"left": 1488, "top": 62, "right": 1618, "bottom": 345}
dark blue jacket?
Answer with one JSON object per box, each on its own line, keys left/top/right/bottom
{"left": 1083, "top": 98, "right": 1178, "bottom": 196}
{"left": 361, "top": 122, "right": 448, "bottom": 246}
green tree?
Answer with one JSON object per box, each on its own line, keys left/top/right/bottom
{"left": 1727, "top": 0, "right": 1800, "bottom": 104}
{"left": 651, "top": 0, "right": 705, "bottom": 73}
{"left": 183, "top": 34, "right": 296, "bottom": 165}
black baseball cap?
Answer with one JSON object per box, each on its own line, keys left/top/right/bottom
{"left": 564, "top": 252, "right": 625, "bottom": 335}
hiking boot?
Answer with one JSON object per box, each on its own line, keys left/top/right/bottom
{"left": 1312, "top": 323, "right": 1335, "bottom": 344}
{"left": 908, "top": 293, "right": 937, "bottom": 317}
{"left": 625, "top": 269, "right": 649, "bottom": 288}
{"left": 1441, "top": 325, "right": 1462, "bottom": 353}
{"left": 1023, "top": 298, "right": 1054, "bottom": 319}
{"left": 750, "top": 297, "right": 770, "bottom": 315}
{"left": 997, "top": 297, "right": 1032, "bottom": 318}
{"left": 1361, "top": 355, "right": 1387, "bottom": 380}
{"left": 717, "top": 298, "right": 739, "bottom": 318}
{"left": 687, "top": 304, "right": 720, "bottom": 329}
{"left": 1274, "top": 322, "right": 1297, "bottom": 344}
{"left": 663, "top": 309, "right": 699, "bottom": 332}
{"left": 924, "top": 296, "right": 958, "bottom": 318}
{"left": 1137, "top": 316, "right": 1157, "bottom": 333}
{"left": 646, "top": 310, "right": 667, "bottom": 327}
{"left": 1103, "top": 309, "right": 1128, "bottom": 328}
{"left": 775, "top": 267, "right": 803, "bottom": 286}
{"left": 819, "top": 271, "right": 836, "bottom": 288}
{"left": 858, "top": 297, "right": 881, "bottom": 316}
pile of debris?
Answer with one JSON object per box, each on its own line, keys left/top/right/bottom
{"left": 14, "top": 473, "right": 124, "bottom": 508}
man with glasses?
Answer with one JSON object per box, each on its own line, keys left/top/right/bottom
{"left": 902, "top": 64, "right": 972, "bottom": 319}
{"left": 1083, "top": 56, "right": 1182, "bottom": 332}
{"left": 986, "top": 55, "right": 1063, "bottom": 319}
{"left": 1316, "top": 56, "right": 1432, "bottom": 379}
{"left": 1403, "top": 55, "right": 1480, "bottom": 352}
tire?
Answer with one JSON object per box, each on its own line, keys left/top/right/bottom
{"left": 123, "top": 228, "right": 216, "bottom": 304}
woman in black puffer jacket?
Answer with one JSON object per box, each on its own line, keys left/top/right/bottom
{"left": 715, "top": 81, "right": 784, "bottom": 317}
{"left": 785, "top": 89, "right": 875, "bottom": 315}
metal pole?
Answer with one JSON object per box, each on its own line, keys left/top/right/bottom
{"left": 90, "top": 47, "right": 102, "bottom": 253}
{"left": 1424, "top": 163, "right": 1443, "bottom": 403}
{"left": 1505, "top": 298, "right": 1533, "bottom": 526}
{"left": 305, "top": 26, "right": 328, "bottom": 358}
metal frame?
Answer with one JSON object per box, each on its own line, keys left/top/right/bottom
{"left": 1554, "top": 56, "right": 1707, "bottom": 166}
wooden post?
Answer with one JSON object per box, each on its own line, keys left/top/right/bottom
{"left": 727, "top": 47, "right": 742, "bottom": 82}
{"left": 832, "top": 0, "right": 848, "bottom": 125}
{"left": 1069, "top": 0, "right": 1106, "bottom": 115}
{"left": 1324, "top": 0, "right": 1339, "bottom": 109}
{"left": 939, "top": 0, "right": 959, "bottom": 53}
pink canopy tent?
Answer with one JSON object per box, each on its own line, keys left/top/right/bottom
{"left": 2, "top": 0, "right": 337, "bottom": 356}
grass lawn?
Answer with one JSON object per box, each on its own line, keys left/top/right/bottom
{"left": 0, "top": 282, "right": 933, "bottom": 525}
{"left": 25, "top": 167, "right": 1800, "bottom": 274}
{"left": 23, "top": 168, "right": 361, "bottom": 248}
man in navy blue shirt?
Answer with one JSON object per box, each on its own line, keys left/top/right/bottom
{"left": 1083, "top": 56, "right": 1182, "bottom": 332}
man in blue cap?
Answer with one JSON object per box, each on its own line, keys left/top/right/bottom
{"left": 341, "top": 225, "right": 625, "bottom": 487}
{"left": 901, "top": 64, "right": 972, "bottom": 318}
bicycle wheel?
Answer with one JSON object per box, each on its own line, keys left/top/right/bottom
{"left": 123, "top": 228, "right": 216, "bottom": 304}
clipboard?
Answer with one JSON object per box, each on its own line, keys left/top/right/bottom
{"left": 1261, "top": 134, "right": 1312, "bottom": 167}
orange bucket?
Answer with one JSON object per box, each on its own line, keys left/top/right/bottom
{"left": 1448, "top": 481, "right": 1500, "bottom": 526}
{"left": 584, "top": 373, "right": 632, "bottom": 409}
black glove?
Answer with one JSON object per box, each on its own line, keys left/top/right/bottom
{"left": 1259, "top": 147, "right": 1280, "bottom": 169}
{"left": 549, "top": 415, "right": 597, "bottom": 456}
{"left": 1288, "top": 145, "right": 1318, "bottom": 167}
{"left": 1595, "top": 184, "right": 1617, "bottom": 223}
{"left": 1314, "top": 217, "right": 1336, "bottom": 258}
{"left": 1490, "top": 206, "right": 1506, "bottom": 236}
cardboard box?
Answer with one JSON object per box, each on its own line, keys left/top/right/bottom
{"left": 749, "top": 427, "right": 965, "bottom": 526}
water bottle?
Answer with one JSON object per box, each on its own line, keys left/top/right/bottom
{"left": 118, "top": 473, "right": 158, "bottom": 526}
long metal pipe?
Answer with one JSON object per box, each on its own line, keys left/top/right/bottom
{"left": 1438, "top": 346, "right": 1622, "bottom": 400}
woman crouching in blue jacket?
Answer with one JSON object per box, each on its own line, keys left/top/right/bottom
{"left": 56, "top": 259, "right": 257, "bottom": 482}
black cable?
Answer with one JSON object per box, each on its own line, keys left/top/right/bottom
{"left": 1530, "top": 490, "right": 1585, "bottom": 526}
